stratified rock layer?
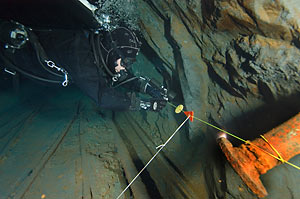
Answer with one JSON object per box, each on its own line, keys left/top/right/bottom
{"left": 129, "top": 0, "right": 300, "bottom": 198}
{"left": 137, "top": 0, "right": 300, "bottom": 137}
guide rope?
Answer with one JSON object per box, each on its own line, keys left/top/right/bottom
{"left": 116, "top": 116, "right": 190, "bottom": 199}
{"left": 260, "top": 135, "right": 285, "bottom": 163}
{"left": 167, "top": 102, "right": 300, "bottom": 170}
{"left": 117, "top": 101, "right": 299, "bottom": 198}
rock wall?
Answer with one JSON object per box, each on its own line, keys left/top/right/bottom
{"left": 119, "top": 0, "right": 300, "bottom": 198}
{"left": 137, "top": 0, "right": 300, "bottom": 140}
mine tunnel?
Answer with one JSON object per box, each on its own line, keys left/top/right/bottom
{"left": 0, "top": 0, "right": 300, "bottom": 199}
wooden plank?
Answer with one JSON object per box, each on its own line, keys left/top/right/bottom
{"left": 21, "top": 110, "right": 82, "bottom": 199}
{"left": 0, "top": 104, "right": 79, "bottom": 199}
{"left": 77, "top": 104, "right": 125, "bottom": 199}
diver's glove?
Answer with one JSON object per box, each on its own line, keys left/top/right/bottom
{"left": 139, "top": 77, "right": 168, "bottom": 101}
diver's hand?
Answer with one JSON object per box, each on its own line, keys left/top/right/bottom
{"left": 146, "top": 83, "right": 169, "bottom": 101}
{"left": 151, "top": 86, "right": 169, "bottom": 101}
{"left": 139, "top": 77, "right": 168, "bottom": 101}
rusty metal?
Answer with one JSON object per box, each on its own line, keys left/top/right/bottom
{"left": 218, "top": 112, "right": 300, "bottom": 198}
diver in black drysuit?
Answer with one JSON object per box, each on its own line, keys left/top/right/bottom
{"left": 0, "top": 20, "right": 169, "bottom": 111}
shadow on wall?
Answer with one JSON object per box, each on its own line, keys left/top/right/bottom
{"left": 224, "top": 93, "right": 300, "bottom": 146}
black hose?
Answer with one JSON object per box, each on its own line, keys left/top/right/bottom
{"left": 0, "top": 50, "right": 62, "bottom": 84}
{"left": 112, "top": 76, "right": 139, "bottom": 88}
{"left": 90, "top": 33, "right": 101, "bottom": 71}
{"left": 27, "top": 30, "right": 63, "bottom": 78}
{"left": 95, "top": 33, "right": 115, "bottom": 77}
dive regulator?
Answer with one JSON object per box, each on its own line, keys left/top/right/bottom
{"left": 0, "top": 20, "right": 29, "bottom": 50}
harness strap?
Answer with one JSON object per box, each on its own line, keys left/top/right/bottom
{"left": 95, "top": 32, "right": 115, "bottom": 77}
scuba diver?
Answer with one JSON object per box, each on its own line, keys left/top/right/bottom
{"left": 0, "top": 18, "right": 170, "bottom": 112}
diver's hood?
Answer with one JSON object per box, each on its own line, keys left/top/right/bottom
{"left": 106, "top": 46, "right": 139, "bottom": 69}
{"left": 102, "top": 27, "right": 140, "bottom": 51}
{"left": 102, "top": 27, "right": 141, "bottom": 70}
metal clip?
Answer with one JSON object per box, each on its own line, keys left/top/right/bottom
{"left": 45, "top": 60, "right": 69, "bottom": 87}
{"left": 45, "top": 60, "right": 62, "bottom": 71}
{"left": 112, "top": 73, "right": 121, "bottom": 82}
{"left": 62, "top": 72, "right": 69, "bottom": 87}
{"left": 45, "top": 60, "right": 55, "bottom": 67}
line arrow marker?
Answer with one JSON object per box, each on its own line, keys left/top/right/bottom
{"left": 184, "top": 111, "right": 194, "bottom": 122}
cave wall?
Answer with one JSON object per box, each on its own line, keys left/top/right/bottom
{"left": 1, "top": 1, "right": 299, "bottom": 198}
{"left": 136, "top": 0, "right": 300, "bottom": 140}
{"left": 116, "top": 0, "right": 300, "bottom": 198}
